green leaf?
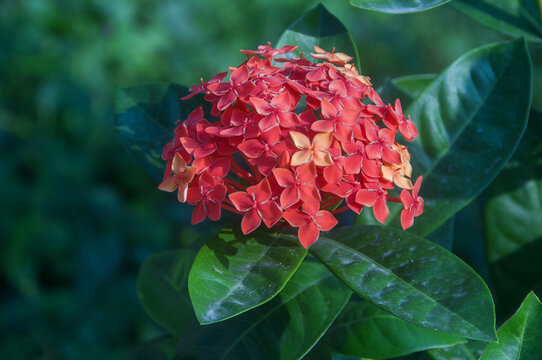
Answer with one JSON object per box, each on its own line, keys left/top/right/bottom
{"left": 309, "top": 225, "right": 497, "bottom": 342}
{"left": 379, "top": 74, "right": 436, "bottom": 115}
{"left": 121, "top": 334, "right": 177, "bottom": 360}
{"left": 349, "top": 0, "right": 451, "bottom": 14}
{"left": 137, "top": 250, "right": 196, "bottom": 336}
{"left": 484, "top": 110, "right": 542, "bottom": 316}
{"left": 426, "top": 217, "right": 454, "bottom": 250}
{"left": 175, "top": 259, "right": 352, "bottom": 360}
{"left": 388, "top": 38, "right": 532, "bottom": 236}
{"left": 481, "top": 292, "right": 542, "bottom": 360}
{"left": 452, "top": 0, "right": 542, "bottom": 43}
{"left": 115, "top": 83, "right": 208, "bottom": 183}
{"left": 188, "top": 226, "right": 307, "bottom": 324}
{"left": 310, "top": 300, "right": 465, "bottom": 359}
{"left": 276, "top": 4, "right": 360, "bottom": 71}
{"left": 428, "top": 340, "right": 487, "bottom": 360}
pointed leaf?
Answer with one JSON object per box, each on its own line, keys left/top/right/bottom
{"left": 115, "top": 83, "right": 209, "bottom": 182}
{"left": 309, "top": 225, "right": 497, "bottom": 342}
{"left": 366, "top": 39, "right": 533, "bottom": 236}
{"left": 310, "top": 300, "right": 465, "bottom": 360}
{"left": 137, "top": 250, "right": 196, "bottom": 336}
{"left": 349, "top": 0, "right": 451, "bottom": 14}
{"left": 276, "top": 4, "right": 360, "bottom": 71}
{"left": 480, "top": 292, "right": 542, "bottom": 360}
{"left": 176, "top": 259, "right": 352, "bottom": 360}
{"left": 188, "top": 226, "right": 307, "bottom": 324}
{"left": 452, "top": 0, "right": 542, "bottom": 43}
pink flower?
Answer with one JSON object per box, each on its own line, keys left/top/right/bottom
{"left": 160, "top": 44, "right": 423, "bottom": 247}
{"left": 400, "top": 176, "right": 424, "bottom": 229}
{"left": 229, "top": 179, "right": 282, "bottom": 235}
{"left": 158, "top": 152, "right": 196, "bottom": 203}
{"left": 186, "top": 172, "right": 227, "bottom": 224}
{"left": 283, "top": 203, "right": 338, "bottom": 248}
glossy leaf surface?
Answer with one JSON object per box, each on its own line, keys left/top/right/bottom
{"left": 137, "top": 250, "right": 196, "bottom": 336}
{"left": 392, "top": 39, "right": 532, "bottom": 236}
{"left": 452, "top": 0, "right": 542, "bottom": 43}
{"left": 188, "top": 226, "right": 306, "bottom": 324}
{"left": 481, "top": 292, "right": 542, "bottom": 360}
{"left": 379, "top": 74, "right": 436, "bottom": 121}
{"left": 428, "top": 340, "right": 486, "bottom": 360}
{"left": 349, "top": 0, "right": 451, "bottom": 14}
{"left": 309, "top": 225, "right": 496, "bottom": 341}
{"left": 176, "top": 260, "right": 352, "bottom": 360}
{"left": 276, "top": 4, "right": 360, "bottom": 70}
{"left": 485, "top": 111, "right": 542, "bottom": 316}
{"left": 311, "top": 300, "right": 464, "bottom": 359}
{"left": 115, "top": 83, "right": 207, "bottom": 182}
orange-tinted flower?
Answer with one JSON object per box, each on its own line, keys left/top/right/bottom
{"left": 158, "top": 152, "right": 196, "bottom": 202}
{"left": 161, "top": 43, "right": 423, "bottom": 247}
{"left": 290, "top": 131, "right": 334, "bottom": 167}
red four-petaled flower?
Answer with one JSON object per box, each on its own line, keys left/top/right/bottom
{"left": 159, "top": 44, "right": 423, "bottom": 248}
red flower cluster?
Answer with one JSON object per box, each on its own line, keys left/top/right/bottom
{"left": 159, "top": 44, "right": 424, "bottom": 247}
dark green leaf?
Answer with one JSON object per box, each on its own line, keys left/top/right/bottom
{"left": 115, "top": 83, "right": 208, "bottom": 182}
{"left": 484, "top": 110, "right": 542, "bottom": 317}
{"left": 176, "top": 259, "right": 352, "bottom": 360}
{"left": 276, "top": 4, "right": 360, "bottom": 70}
{"left": 379, "top": 74, "right": 436, "bottom": 116}
{"left": 480, "top": 292, "right": 542, "bottom": 360}
{"left": 310, "top": 300, "right": 464, "bottom": 359}
{"left": 452, "top": 0, "right": 542, "bottom": 43}
{"left": 309, "top": 225, "right": 496, "bottom": 342}
{"left": 426, "top": 217, "right": 454, "bottom": 250}
{"left": 385, "top": 38, "right": 532, "bottom": 236}
{"left": 188, "top": 226, "right": 307, "bottom": 324}
{"left": 138, "top": 250, "right": 196, "bottom": 336}
{"left": 121, "top": 334, "right": 177, "bottom": 360}
{"left": 349, "top": 0, "right": 451, "bottom": 14}
{"left": 428, "top": 340, "right": 486, "bottom": 360}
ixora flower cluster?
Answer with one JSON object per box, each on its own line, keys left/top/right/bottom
{"left": 159, "top": 44, "right": 424, "bottom": 247}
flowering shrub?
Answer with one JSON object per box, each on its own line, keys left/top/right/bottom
{"left": 115, "top": 3, "right": 537, "bottom": 359}
{"left": 158, "top": 44, "right": 423, "bottom": 247}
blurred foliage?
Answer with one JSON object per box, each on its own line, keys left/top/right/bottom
{"left": 0, "top": 0, "right": 513, "bottom": 359}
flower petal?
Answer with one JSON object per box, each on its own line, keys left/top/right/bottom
{"left": 373, "top": 196, "right": 389, "bottom": 224}
{"left": 158, "top": 176, "right": 178, "bottom": 192}
{"left": 311, "top": 120, "right": 335, "bottom": 133}
{"left": 291, "top": 150, "right": 312, "bottom": 166}
{"left": 191, "top": 203, "right": 207, "bottom": 224}
{"left": 280, "top": 186, "right": 299, "bottom": 209}
{"left": 283, "top": 209, "right": 309, "bottom": 227}
{"left": 401, "top": 208, "right": 415, "bottom": 230}
{"left": 315, "top": 210, "right": 338, "bottom": 231}
{"left": 250, "top": 178, "right": 272, "bottom": 203}
{"left": 241, "top": 209, "right": 262, "bottom": 234}
{"left": 290, "top": 131, "right": 311, "bottom": 150}
{"left": 273, "top": 168, "right": 296, "bottom": 187}
{"left": 299, "top": 223, "right": 319, "bottom": 248}
{"left": 238, "top": 139, "right": 265, "bottom": 158}
{"left": 206, "top": 200, "right": 222, "bottom": 221}
{"left": 177, "top": 182, "right": 189, "bottom": 203}
{"left": 356, "top": 189, "right": 378, "bottom": 207}
{"left": 312, "top": 132, "right": 333, "bottom": 150}
{"left": 259, "top": 201, "right": 283, "bottom": 227}
{"left": 229, "top": 191, "right": 254, "bottom": 211}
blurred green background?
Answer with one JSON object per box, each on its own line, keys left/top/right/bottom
{"left": 0, "top": 0, "right": 526, "bottom": 358}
